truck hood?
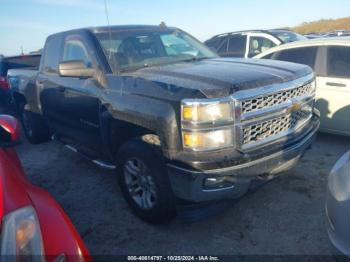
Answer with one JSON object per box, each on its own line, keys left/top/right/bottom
{"left": 128, "top": 58, "right": 313, "bottom": 98}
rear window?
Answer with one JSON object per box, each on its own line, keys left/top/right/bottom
{"left": 227, "top": 35, "right": 247, "bottom": 57}
{"left": 217, "top": 37, "right": 229, "bottom": 54}
{"left": 205, "top": 36, "right": 228, "bottom": 54}
{"left": 0, "top": 55, "right": 41, "bottom": 77}
{"left": 270, "top": 47, "right": 318, "bottom": 69}
{"left": 205, "top": 37, "right": 223, "bottom": 49}
{"left": 327, "top": 46, "right": 350, "bottom": 78}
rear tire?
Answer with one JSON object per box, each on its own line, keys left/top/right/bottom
{"left": 116, "top": 137, "right": 176, "bottom": 224}
{"left": 19, "top": 104, "right": 50, "bottom": 144}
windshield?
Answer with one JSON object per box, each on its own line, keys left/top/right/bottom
{"left": 269, "top": 30, "right": 307, "bottom": 43}
{"left": 94, "top": 28, "right": 218, "bottom": 72}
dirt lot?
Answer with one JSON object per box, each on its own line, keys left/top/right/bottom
{"left": 16, "top": 133, "right": 350, "bottom": 256}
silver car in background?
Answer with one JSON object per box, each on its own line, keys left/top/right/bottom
{"left": 326, "top": 150, "right": 350, "bottom": 256}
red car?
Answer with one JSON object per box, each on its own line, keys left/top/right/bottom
{"left": 0, "top": 115, "right": 91, "bottom": 261}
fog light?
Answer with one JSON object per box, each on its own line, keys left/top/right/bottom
{"left": 183, "top": 129, "right": 234, "bottom": 151}
{"left": 204, "top": 176, "right": 235, "bottom": 190}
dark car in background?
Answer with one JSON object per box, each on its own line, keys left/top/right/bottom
{"left": 324, "top": 30, "right": 350, "bottom": 38}
{"left": 205, "top": 29, "right": 307, "bottom": 58}
{"left": 0, "top": 54, "right": 41, "bottom": 111}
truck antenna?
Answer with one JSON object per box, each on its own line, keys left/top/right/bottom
{"left": 104, "top": 0, "right": 114, "bottom": 65}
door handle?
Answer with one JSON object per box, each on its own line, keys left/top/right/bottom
{"left": 326, "top": 82, "right": 346, "bottom": 87}
{"left": 58, "top": 86, "right": 66, "bottom": 92}
{"left": 36, "top": 81, "right": 44, "bottom": 88}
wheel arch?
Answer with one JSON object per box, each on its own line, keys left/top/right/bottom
{"left": 99, "top": 104, "right": 181, "bottom": 159}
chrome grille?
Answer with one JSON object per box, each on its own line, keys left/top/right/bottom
{"left": 242, "top": 108, "right": 312, "bottom": 146}
{"left": 241, "top": 82, "right": 314, "bottom": 114}
{"left": 234, "top": 75, "right": 316, "bottom": 150}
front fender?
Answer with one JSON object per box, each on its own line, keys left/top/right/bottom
{"left": 101, "top": 92, "right": 182, "bottom": 158}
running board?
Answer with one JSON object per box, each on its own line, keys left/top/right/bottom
{"left": 92, "top": 160, "right": 116, "bottom": 170}
{"left": 62, "top": 143, "right": 116, "bottom": 170}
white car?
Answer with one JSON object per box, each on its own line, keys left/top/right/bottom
{"left": 255, "top": 37, "right": 350, "bottom": 136}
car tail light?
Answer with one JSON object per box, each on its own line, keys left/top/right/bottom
{"left": 0, "top": 76, "right": 9, "bottom": 90}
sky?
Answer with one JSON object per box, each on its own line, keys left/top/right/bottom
{"left": 0, "top": 0, "right": 349, "bottom": 56}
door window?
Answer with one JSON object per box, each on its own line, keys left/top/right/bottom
{"left": 327, "top": 46, "right": 350, "bottom": 78}
{"left": 43, "top": 35, "right": 63, "bottom": 73}
{"left": 62, "top": 39, "right": 92, "bottom": 66}
{"left": 216, "top": 37, "right": 229, "bottom": 55}
{"left": 227, "top": 35, "right": 247, "bottom": 57}
{"left": 205, "top": 36, "right": 227, "bottom": 54}
{"left": 271, "top": 46, "right": 318, "bottom": 69}
{"left": 248, "top": 36, "right": 277, "bottom": 57}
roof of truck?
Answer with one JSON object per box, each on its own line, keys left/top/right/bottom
{"left": 89, "top": 25, "right": 177, "bottom": 33}
{"left": 48, "top": 25, "right": 178, "bottom": 37}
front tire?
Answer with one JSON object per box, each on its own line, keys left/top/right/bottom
{"left": 19, "top": 104, "right": 50, "bottom": 144}
{"left": 116, "top": 138, "right": 176, "bottom": 224}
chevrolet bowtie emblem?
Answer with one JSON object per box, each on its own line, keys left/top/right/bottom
{"left": 288, "top": 102, "right": 302, "bottom": 113}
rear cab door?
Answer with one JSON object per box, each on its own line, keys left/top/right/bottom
{"left": 38, "top": 34, "right": 64, "bottom": 130}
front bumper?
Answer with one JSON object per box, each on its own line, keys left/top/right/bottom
{"left": 167, "top": 115, "right": 319, "bottom": 202}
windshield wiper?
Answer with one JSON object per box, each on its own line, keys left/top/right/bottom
{"left": 181, "top": 56, "right": 210, "bottom": 62}
{"left": 119, "top": 64, "right": 149, "bottom": 73}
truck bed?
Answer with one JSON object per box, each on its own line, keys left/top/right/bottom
{"left": 7, "top": 69, "right": 38, "bottom": 94}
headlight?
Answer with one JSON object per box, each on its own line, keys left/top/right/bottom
{"left": 328, "top": 151, "right": 350, "bottom": 201}
{"left": 181, "top": 98, "right": 235, "bottom": 151}
{"left": 182, "top": 99, "right": 234, "bottom": 124}
{"left": 183, "top": 128, "right": 234, "bottom": 151}
{"left": 1, "top": 206, "right": 45, "bottom": 261}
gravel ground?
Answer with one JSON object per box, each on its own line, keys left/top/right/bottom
{"left": 16, "top": 132, "right": 350, "bottom": 256}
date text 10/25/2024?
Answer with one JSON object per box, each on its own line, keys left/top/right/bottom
{"left": 127, "top": 256, "right": 220, "bottom": 261}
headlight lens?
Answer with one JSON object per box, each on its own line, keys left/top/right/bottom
{"left": 182, "top": 99, "right": 234, "bottom": 124}
{"left": 183, "top": 129, "right": 234, "bottom": 151}
{"left": 1, "top": 206, "right": 45, "bottom": 260}
{"left": 181, "top": 98, "right": 235, "bottom": 151}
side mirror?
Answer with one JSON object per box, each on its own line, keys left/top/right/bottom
{"left": 0, "top": 115, "right": 20, "bottom": 147}
{"left": 58, "top": 60, "right": 95, "bottom": 78}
